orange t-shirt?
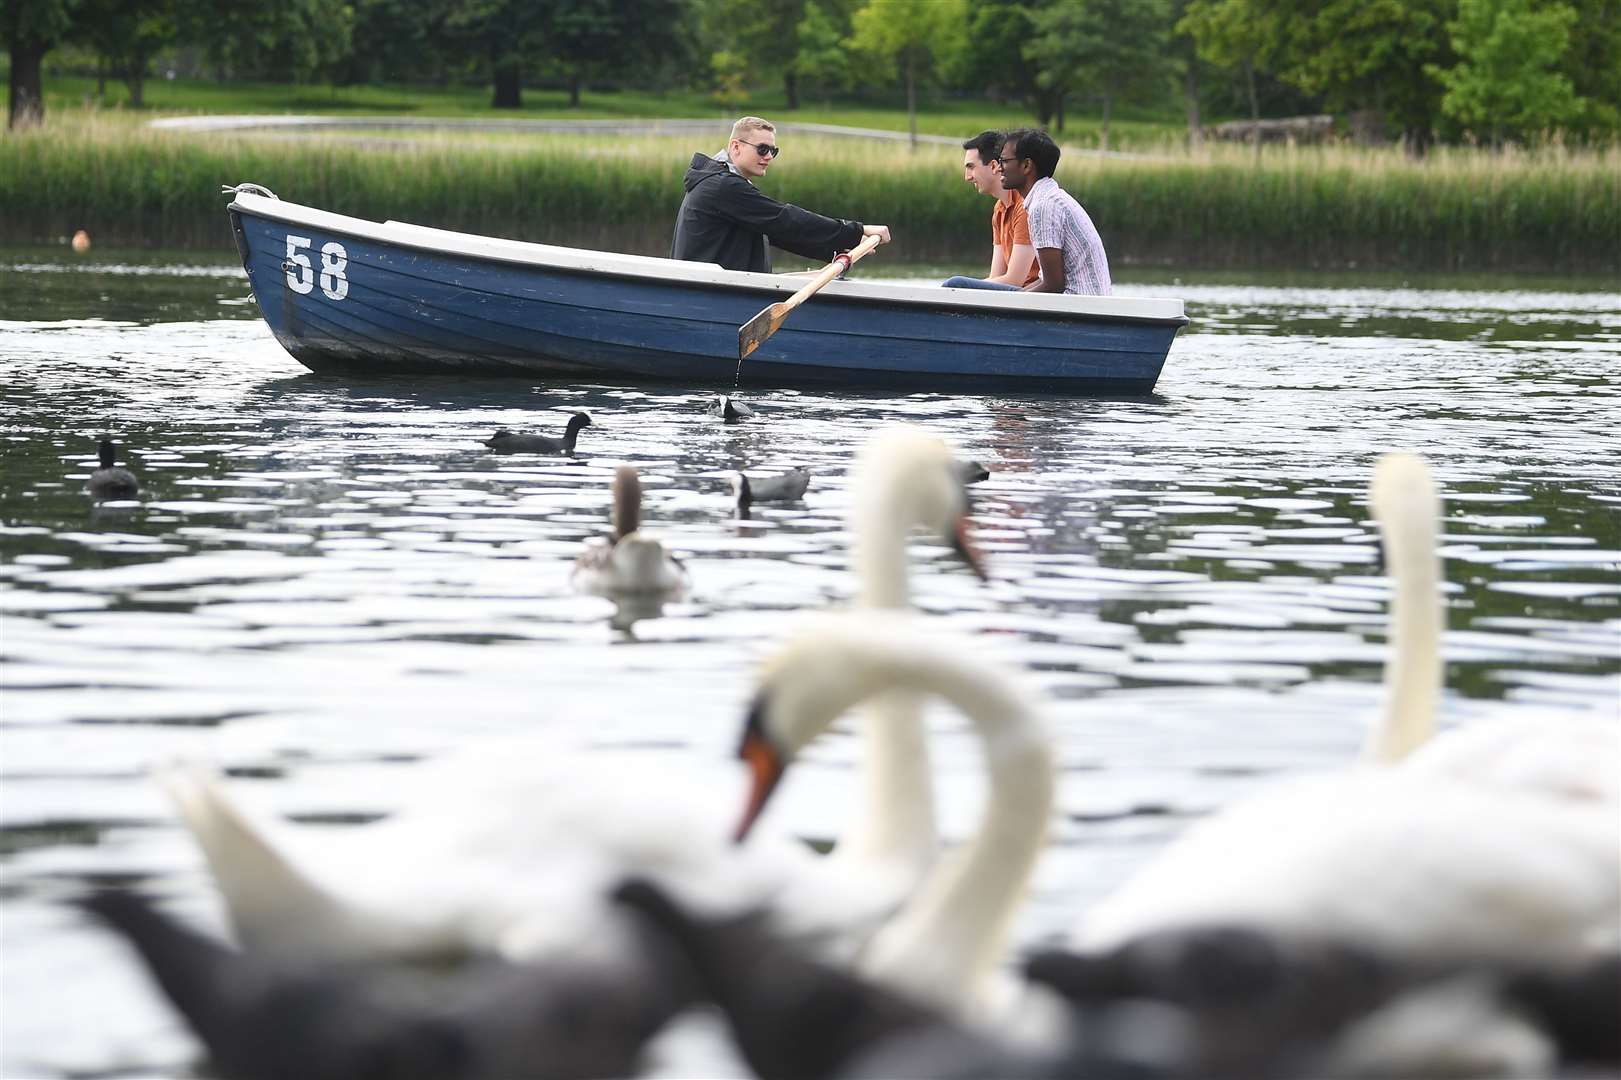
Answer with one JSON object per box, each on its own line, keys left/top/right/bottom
{"left": 991, "top": 189, "right": 1041, "bottom": 287}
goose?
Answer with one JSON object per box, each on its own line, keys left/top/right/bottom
{"left": 735, "top": 612, "right": 1055, "bottom": 1023}
{"left": 87, "top": 438, "right": 139, "bottom": 500}
{"left": 1362, "top": 453, "right": 1618, "bottom": 803}
{"left": 149, "top": 428, "right": 983, "bottom": 987}
{"left": 733, "top": 467, "right": 810, "bottom": 508}
{"left": 1068, "top": 454, "right": 1620, "bottom": 967}
{"left": 483, "top": 412, "right": 592, "bottom": 454}
{"left": 572, "top": 465, "right": 687, "bottom": 598}
{"left": 82, "top": 888, "right": 689, "bottom": 1080}
{"left": 707, "top": 395, "right": 753, "bottom": 423}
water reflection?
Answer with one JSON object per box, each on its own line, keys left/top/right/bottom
{"left": 0, "top": 256, "right": 1618, "bottom": 1077}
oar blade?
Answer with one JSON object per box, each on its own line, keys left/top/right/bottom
{"left": 738, "top": 302, "right": 789, "bottom": 360}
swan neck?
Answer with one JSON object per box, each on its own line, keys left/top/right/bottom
{"left": 1365, "top": 516, "right": 1443, "bottom": 764}
{"left": 853, "top": 484, "right": 913, "bottom": 609}
{"left": 832, "top": 691, "right": 937, "bottom": 876}
{"left": 861, "top": 668, "right": 1054, "bottom": 1011}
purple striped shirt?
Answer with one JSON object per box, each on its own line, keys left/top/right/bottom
{"left": 1023, "top": 177, "right": 1112, "bottom": 296}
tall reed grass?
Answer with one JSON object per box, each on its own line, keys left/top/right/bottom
{"left": 3, "top": 114, "right": 1616, "bottom": 272}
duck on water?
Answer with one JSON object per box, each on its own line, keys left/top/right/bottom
{"left": 484, "top": 412, "right": 593, "bottom": 454}
{"left": 87, "top": 438, "right": 139, "bottom": 500}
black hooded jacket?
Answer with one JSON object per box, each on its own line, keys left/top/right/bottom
{"left": 671, "top": 153, "right": 866, "bottom": 274}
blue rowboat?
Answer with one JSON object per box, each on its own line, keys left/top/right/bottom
{"left": 226, "top": 186, "right": 1188, "bottom": 394}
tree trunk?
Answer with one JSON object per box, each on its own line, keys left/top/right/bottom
{"left": 1184, "top": 54, "right": 1202, "bottom": 147}
{"left": 905, "top": 55, "right": 916, "bottom": 150}
{"left": 568, "top": 72, "right": 581, "bottom": 108}
{"left": 125, "top": 54, "right": 147, "bottom": 109}
{"left": 97, "top": 56, "right": 108, "bottom": 98}
{"left": 1100, "top": 93, "right": 1111, "bottom": 152}
{"left": 8, "top": 40, "right": 46, "bottom": 130}
{"left": 491, "top": 52, "right": 522, "bottom": 109}
{"left": 1036, "top": 89, "right": 1054, "bottom": 129}
{"left": 1402, "top": 124, "right": 1430, "bottom": 159}
{"left": 785, "top": 70, "right": 798, "bottom": 111}
{"left": 1055, "top": 93, "right": 1064, "bottom": 134}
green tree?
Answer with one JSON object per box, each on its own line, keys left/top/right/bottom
{"left": 1430, "top": 0, "right": 1582, "bottom": 143}
{"left": 183, "top": 0, "right": 352, "bottom": 82}
{"left": 3, "top": 0, "right": 78, "bottom": 127}
{"left": 946, "top": 0, "right": 1060, "bottom": 125}
{"left": 339, "top": 0, "right": 456, "bottom": 85}
{"left": 792, "top": 0, "right": 851, "bottom": 100}
{"left": 70, "top": 0, "right": 176, "bottom": 107}
{"left": 1179, "top": 0, "right": 1286, "bottom": 123}
{"left": 1024, "top": 0, "right": 1171, "bottom": 149}
{"left": 846, "top": 0, "right": 966, "bottom": 147}
{"left": 1276, "top": 0, "right": 1452, "bottom": 150}
{"left": 444, "top": 0, "right": 550, "bottom": 108}
{"left": 706, "top": 0, "right": 806, "bottom": 108}
{"left": 1561, "top": 0, "right": 1621, "bottom": 135}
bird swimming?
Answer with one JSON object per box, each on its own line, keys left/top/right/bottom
{"left": 483, "top": 412, "right": 592, "bottom": 454}
{"left": 733, "top": 467, "right": 810, "bottom": 508}
{"left": 87, "top": 438, "right": 139, "bottom": 500}
{"left": 707, "top": 396, "right": 754, "bottom": 423}
{"left": 572, "top": 465, "right": 687, "bottom": 598}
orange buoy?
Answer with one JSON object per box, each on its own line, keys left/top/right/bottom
{"left": 71, "top": 229, "right": 91, "bottom": 253}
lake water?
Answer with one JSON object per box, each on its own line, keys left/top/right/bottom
{"left": 2, "top": 249, "right": 1618, "bottom": 1077}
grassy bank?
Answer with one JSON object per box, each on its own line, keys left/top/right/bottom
{"left": 3, "top": 113, "right": 1617, "bottom": 273}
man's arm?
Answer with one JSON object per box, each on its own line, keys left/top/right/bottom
{"left": 993, "top": 244, "right": 1036, "bottom": 285}
{"left": 988, "top": 244, "right": 1008, "bottom": 280}
{"left": 1023, "top": 248, "right": 1066, "bottom": 292}
{"left": 715, "top": 176, "right": 866, "bottom": 261}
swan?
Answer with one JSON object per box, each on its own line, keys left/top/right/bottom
{"left": 1067, "top": 454, "right": 1620, "bottom": 966}
{"left": 1362, "top": 452, "right": 1619, "bottom": 803}
{"left": 572, "top": 465, "right": 687, "bottom": 598}
{"left": 828, "top": 427, "right": 988, "bottom": 896}
{"left": 87, "top": 438, "right": 139, "bottom": 500}
{"left": 483, "top": 411, "right": 592, "bottom": 454}
{"left": 736, "top": 612, "right": 1054, "bottom": 1022}
{"left": 154, "top": 429, "right": 984, "bottom": 971}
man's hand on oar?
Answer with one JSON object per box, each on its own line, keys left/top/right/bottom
{"left": 737, "top": 232, "right": 886, "bottom": 361}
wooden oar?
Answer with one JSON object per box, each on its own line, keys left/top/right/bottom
{"left": 738, "top": 234, "right": 883, "bottom": 360}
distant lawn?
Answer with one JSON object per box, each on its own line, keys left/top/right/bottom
{"left": 32, "top": 72, "right": 1190, "bottom": 149}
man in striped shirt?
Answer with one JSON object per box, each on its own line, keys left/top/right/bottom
{"left": 997, "top": 129, "right": 1112, "bottom": 295}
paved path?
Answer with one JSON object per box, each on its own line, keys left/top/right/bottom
{"left": 148, "top": 115, "right": 965, "bottom": 145}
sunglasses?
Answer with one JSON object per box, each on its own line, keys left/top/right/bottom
{"left": 739, "top": 140, "right": 781, "bottom": 159}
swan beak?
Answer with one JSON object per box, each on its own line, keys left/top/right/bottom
{"left": 735, "top": 709, "right": 786, "bottom": 844}
{"left": 951, "top": 517, "right": 988, "bottom": 581}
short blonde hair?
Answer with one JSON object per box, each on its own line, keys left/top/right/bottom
{"left": 730, "top": 116, "right": 776, "bottom": 142}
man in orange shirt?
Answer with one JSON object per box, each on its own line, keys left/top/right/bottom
{"left": 943, "top": 130, "right": 1039, "bottom": 292}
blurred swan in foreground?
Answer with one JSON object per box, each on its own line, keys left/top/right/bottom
{"left": 736, "top": 612, "right": 1053, "bottom": 1022}
{"left": 572, "top": 465, "right": 687, "bottom": 598}
{"left": 1360, "top": 452, "right": 1618, "bottom": 802}
{"left": 1070, "top": 454, "right": 1619, "bottom": 974}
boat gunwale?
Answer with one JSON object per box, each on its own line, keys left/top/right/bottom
{"left": 228, "top": 193, "right": 1189, "bottom": 327}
